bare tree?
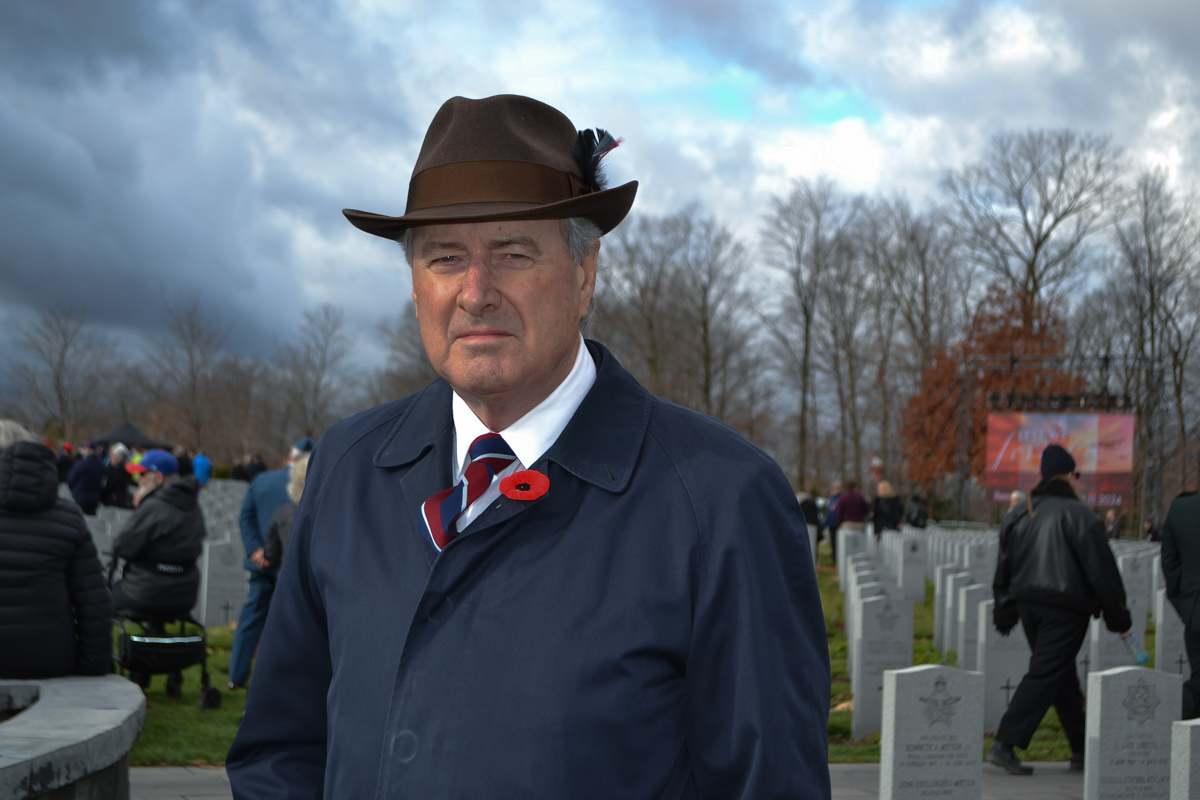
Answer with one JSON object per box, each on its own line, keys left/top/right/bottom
{"left": 762, "top": 177, "right": 860, "bottom": 487}
{"left": 145, "top": 299, "right": 228, "bottom": 449}
{"left": 12, "top": 306, "right": 116, "bottom": 441}
{"left": 373, "top": 301, "right": 439, "bottom": 402}
{"left": 942, "top": 129, "right": 1123, "bottom": 330}
{"left": 1110, "top": 170, "right": 1200, "bottom": 493}
{"left": 275, "top": 303, "right": 358, "bottom": 439}
{"left": 594, "top": 211, "right": 692, "bottom": 397}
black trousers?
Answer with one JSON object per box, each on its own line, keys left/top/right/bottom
{"left": 996, "top": 603, "right": 1090, "bottom": 752}
{"left": 1184, "top": 626, "right": 1200, "bottom": 719}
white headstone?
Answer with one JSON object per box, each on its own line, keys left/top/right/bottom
{"left": 1091, "top": 554, "right": 1152, "bottom": 672}
{"left": 881, "top": 665, "right": 984, "bottom": 800}
{"left": 839, "top": 527, "right": 868, "bottom": 590}
{"left": 1170, "top": 719, "right": 1200, "bottom": 800}
{"left": 956, "top": 584, "right": 989, "bottom": 671}
{"left": 1155, "top": 589, "right": 1190, "bottom": 679}
{"left": 852, "top": 595, "right": 914, "bottom": 739}
{"left": 1084, "top": 666, "right": 1182, "bottom": 800}
{"left": 944, "top": 572, "right": 974, "bottom": 660}
{"left": 807, "top": 524, "right": 819, "bottom": 569}
{"left": 900, "top": 536, "right": 926, "bottom": 605}
{"left": 976, "top": 599, "right": 1031, "bottom": 735}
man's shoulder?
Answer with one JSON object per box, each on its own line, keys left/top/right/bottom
{"left": 313, "top": 385, "right": 440, "bottom": 471}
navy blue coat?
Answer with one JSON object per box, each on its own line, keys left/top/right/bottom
{"left": 238, "top": 466, "right": 289, "bottom": 572}
{"left": 227, "top": 342, "right": 830, "bottom": 799}
{"left": 67, "top": 455, "right": 105, "bottom": 508}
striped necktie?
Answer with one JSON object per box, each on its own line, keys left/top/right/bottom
{"left": 421, "top": 433, "right": 516, "bottom": 551}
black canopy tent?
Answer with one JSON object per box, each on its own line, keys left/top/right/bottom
{"left": 91, "top": 422, "right": 172, "bottom": 450}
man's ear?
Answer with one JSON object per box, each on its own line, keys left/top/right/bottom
{"left": 577, "top": 240, "right": 599, "bottom": 319}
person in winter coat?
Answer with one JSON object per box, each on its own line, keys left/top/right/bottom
{"left": 110, "top": 450, "right": 206, "bottom": 618}
{"left": 903, "top": 492, "right": 929, "bottom": 528}
{"left": 1160, "top": 489, "right": 1200, "bottom": 718}
{"left": 101, "top": 443, "right": 134, "bottom": 509}
{"left": 988, "top": 444, "right": 1133, "bottom": 776}
{"left": 67, "top": 442, "right": 105, "bottom": 515}
{"left": 870, "top": 480, "right": 904, "bottom": 536}
{"left": 262, "top": 453, "right": 310, "bottom": 569}
{"left": 0, "top": 420, "right": 113, "bottom": 678}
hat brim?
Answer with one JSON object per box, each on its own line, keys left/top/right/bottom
{"left": 125, "top": 463, "right": 148, "bottom": 475}
{"left": 342, "top": 180, "right": 638, "bottom": 239}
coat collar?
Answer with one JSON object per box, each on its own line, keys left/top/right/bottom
{"left": 371, "top": 340, "right": 650, "bottom": 494}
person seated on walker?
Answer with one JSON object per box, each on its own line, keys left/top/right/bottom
{"left": 110, "top": 450, "right": 206, "bottom": 624}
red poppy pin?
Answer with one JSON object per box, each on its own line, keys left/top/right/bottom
{"left": 500, "top": 470, "right": 549, "bottom": 500}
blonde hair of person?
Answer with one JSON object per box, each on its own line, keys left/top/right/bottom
{"left": 0, "top": 420, "right": 40, "bottom": 452}
{"left": 877, "top": 480, "right": 895, "bottom": 498}
{"left": 288, "top": 453, "right": 310, "bottom": 504}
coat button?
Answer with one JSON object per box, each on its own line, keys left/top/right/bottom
{"left": 393, "top": 730, "right": 418, "bottom": 763}
{"left": 427, "top": 595, "right": 454, "bottom": 622}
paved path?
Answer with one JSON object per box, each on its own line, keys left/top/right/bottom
{"left": 132, "top": 762, "right": 1085, "bottom": 799}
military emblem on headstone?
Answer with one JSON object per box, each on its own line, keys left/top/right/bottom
{"left": 876, "top": 603, "right": 899, "bottom": 633}
{"left": 919, "top": 676, "right": 961, "bottom": 726}
{"left": 1122, "top": 677, "right": 1161, "bottom": 725}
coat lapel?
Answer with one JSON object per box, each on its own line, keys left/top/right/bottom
{"left": 374, "top": 380, "right": 456, "bottom": 563}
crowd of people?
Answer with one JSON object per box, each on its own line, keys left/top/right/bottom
{"left": 0, "top": 418, "right": 313, "bottom": 690}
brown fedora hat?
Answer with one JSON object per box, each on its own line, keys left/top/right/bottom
{"left": 343, "top": 94, "right": 638, "bottom": 238}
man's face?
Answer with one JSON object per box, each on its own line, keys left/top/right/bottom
{"left": 410, "top": 219, "right": 597, "bottom": 419}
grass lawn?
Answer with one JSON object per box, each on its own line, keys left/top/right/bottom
{"left": 126, "top": 624, "right": 245, "bottom": 766}
{"left": 127, "top": 541, "right": 1143, "bottom": 765}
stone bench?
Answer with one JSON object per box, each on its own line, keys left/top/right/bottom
{"left": 0, "top": 676, "right": 145, "bottom": 799}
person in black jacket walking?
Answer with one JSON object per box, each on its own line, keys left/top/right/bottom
{"left": 0, "top": 421, "right": 113, "bottom": 678}
{"left": 988, "top": 444, "right": 1133, "bottom": 775}
{"left": 110, "top": 450, "right": 206, "bottom": 618}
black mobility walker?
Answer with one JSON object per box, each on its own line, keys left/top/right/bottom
{"left": 107, "top": 557, "right": 222, "bottom": 710}
{"left": 113, "top": 614, "right": 221, "bottom": 710}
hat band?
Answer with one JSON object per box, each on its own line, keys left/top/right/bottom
{"left": 407, "top": 161, "right": 588, "bottom": 212}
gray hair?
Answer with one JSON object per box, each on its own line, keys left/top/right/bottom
{"left": 397, "top": 217, "right": 602, "bottom": 267}
{"left": 0, "top": 420, "right": 40, "bottom": 452}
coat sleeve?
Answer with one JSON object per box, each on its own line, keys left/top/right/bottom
{"left": 683, "top": 458, "right": 831, "bottom": 800}
{"left": 67, "top": 520, "right": 115, "bottom": 675}
{"left": 226, "top": 488, "right": 331, "bottom": 799}
{"left": 1161, "top": 508, "right": 1186, "bottom": 621}
{"left": 239, "top": 481, "right": 263, "bottom": 554}
{"left": 112, "top": 506, "right": 156, "bottom": 561}
{"left": 1074, "top": 515, "right": 1132, "bottom": 633}
{"left": 992, "top": 518, "right": 1018, "bottom": 633}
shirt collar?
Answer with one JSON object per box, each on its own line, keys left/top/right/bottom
{"left": 451, "top": 335, "right": 597, "bottom": 478}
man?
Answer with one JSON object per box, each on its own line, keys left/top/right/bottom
{"left": 1161, "top": 489, "right": 1200, "bottom": 718}
{"left": 67, "top": 441, "right": 105, "bottom": 515}
{"left": 227, "top": 94, "right": 830, "bottom": 798}
{"left": 110, "top": 450, "right": 206, "bottom": 619}
{"left": 989, "top": 444, "right": 1132, "bottom": 775}
{"left": 836, "top": 478, "right": 869, "bottom": 531}
{"left": 824, "top": 479, "right": 843, "bottom": 563}
{"left": 226, "top": 437, "right": 315, "bottom": 690}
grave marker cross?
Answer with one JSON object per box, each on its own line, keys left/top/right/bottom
{"left": 1000, "top": 678, "right": 1017, "bottom": 707}
{"left": 1178, "top": 654, "right": 1188, "bottom": 675}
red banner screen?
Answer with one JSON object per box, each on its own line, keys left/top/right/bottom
{"left": 985, "top": 413, "right": 1135, "bottom": 508}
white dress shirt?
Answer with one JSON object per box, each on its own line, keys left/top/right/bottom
{"left": 450, "top": 336, "right": 596, "bottom": 532}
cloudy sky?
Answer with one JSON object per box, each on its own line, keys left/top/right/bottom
{"left": 1, "top": 0, "right": 1197, "bottom": 369}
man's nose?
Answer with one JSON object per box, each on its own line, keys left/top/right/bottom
{"left": 458, "top": 257, "right": 500, "bottom": 315}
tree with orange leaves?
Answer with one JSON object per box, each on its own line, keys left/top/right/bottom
{"left": 902, "top": 282, "right": 1089, "bottom": 490}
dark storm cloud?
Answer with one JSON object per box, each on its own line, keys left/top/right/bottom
{"left": 621, "top": 0, "right": 813, "bottom": 86}
{"left": 0, "top": 1, "right": 418, "bottom": 360}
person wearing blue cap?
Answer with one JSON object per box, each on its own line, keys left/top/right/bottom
{"left": 988, "top": 443, "right": 1133, "bottom": 775}
{"left": 227, "top": 437, "right": 315, "bottom": 690}
{"left": 110, "top": 449, "right": 206, "bottom": 619}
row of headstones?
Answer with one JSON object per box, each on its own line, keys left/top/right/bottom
{"left": 881, "top": 663, "right": 1200, "bottom": 800}
{"left": 840, "top": 526, "right": 917, "bottom": 740}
